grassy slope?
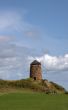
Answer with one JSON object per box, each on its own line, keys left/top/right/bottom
{"left": 0, "top": 79, "right": 67, "bottom": 110}
{"left": 0, "top": 79, "right": 66, "bottom": 94}
{"left": 0, "top": 93, "right": 68, "bottom": 110}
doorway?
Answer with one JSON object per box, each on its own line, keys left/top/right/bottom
{"left": 34, "top": 77, "right": 36, "bottom": 80}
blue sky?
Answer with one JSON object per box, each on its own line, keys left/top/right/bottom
{"left": 0, "top": 0, "right": 68, "bottom": 90}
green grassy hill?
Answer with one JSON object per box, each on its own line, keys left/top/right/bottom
{"left": 0, "top": 79, "right": 67, "bottom": 110}
{"left": 0, "top": 93, "right": 68, "bottom": 110}
{"left": 0, "top": 79, "right": 66, "bottom": 94}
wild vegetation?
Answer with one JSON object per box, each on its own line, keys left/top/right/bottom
{"left": 0, "top": 79, "right": 66, "bottom": 94}
{"left": 0, "top": 79, "right": 67, "bottom": 110}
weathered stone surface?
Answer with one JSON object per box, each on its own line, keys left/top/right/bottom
{"left": 30, "top": 60, "right": 42, "bottom": 80}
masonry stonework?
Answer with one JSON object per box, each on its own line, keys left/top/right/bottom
{"left": 30, "top": 60, "right": 42, "bottom": 80}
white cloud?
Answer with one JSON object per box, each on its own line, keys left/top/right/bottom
{"left": 0, "top": 43, "right": 32, "bottom": 79}
{"left": 28, "top": 54, "right": 68, "bottom": 72}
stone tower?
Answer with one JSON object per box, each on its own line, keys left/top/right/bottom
{"left": 30, "top": 60, "right": 42, "bottom": 80}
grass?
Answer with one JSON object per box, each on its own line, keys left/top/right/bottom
{"left": 0, "top": 79, "right": 66, "bottom": 93}
{"left": 0, "top": 92, "right": 68, "bottom": 110}
{"left": 0, "top": 79, "right": 67, "bottom": 110}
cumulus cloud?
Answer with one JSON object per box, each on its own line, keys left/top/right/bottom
{"left": 0, "top": 43, "right": 32, "bottom": 79}
{"left": 0, "top": 43, "right": 68, "bottom": 80}
{"left": 28, "top": 54, "right": 68, "bottom": 72}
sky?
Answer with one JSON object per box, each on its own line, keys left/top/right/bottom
{"left": 0, "top": 0, "right": 68, "bottom": 90}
